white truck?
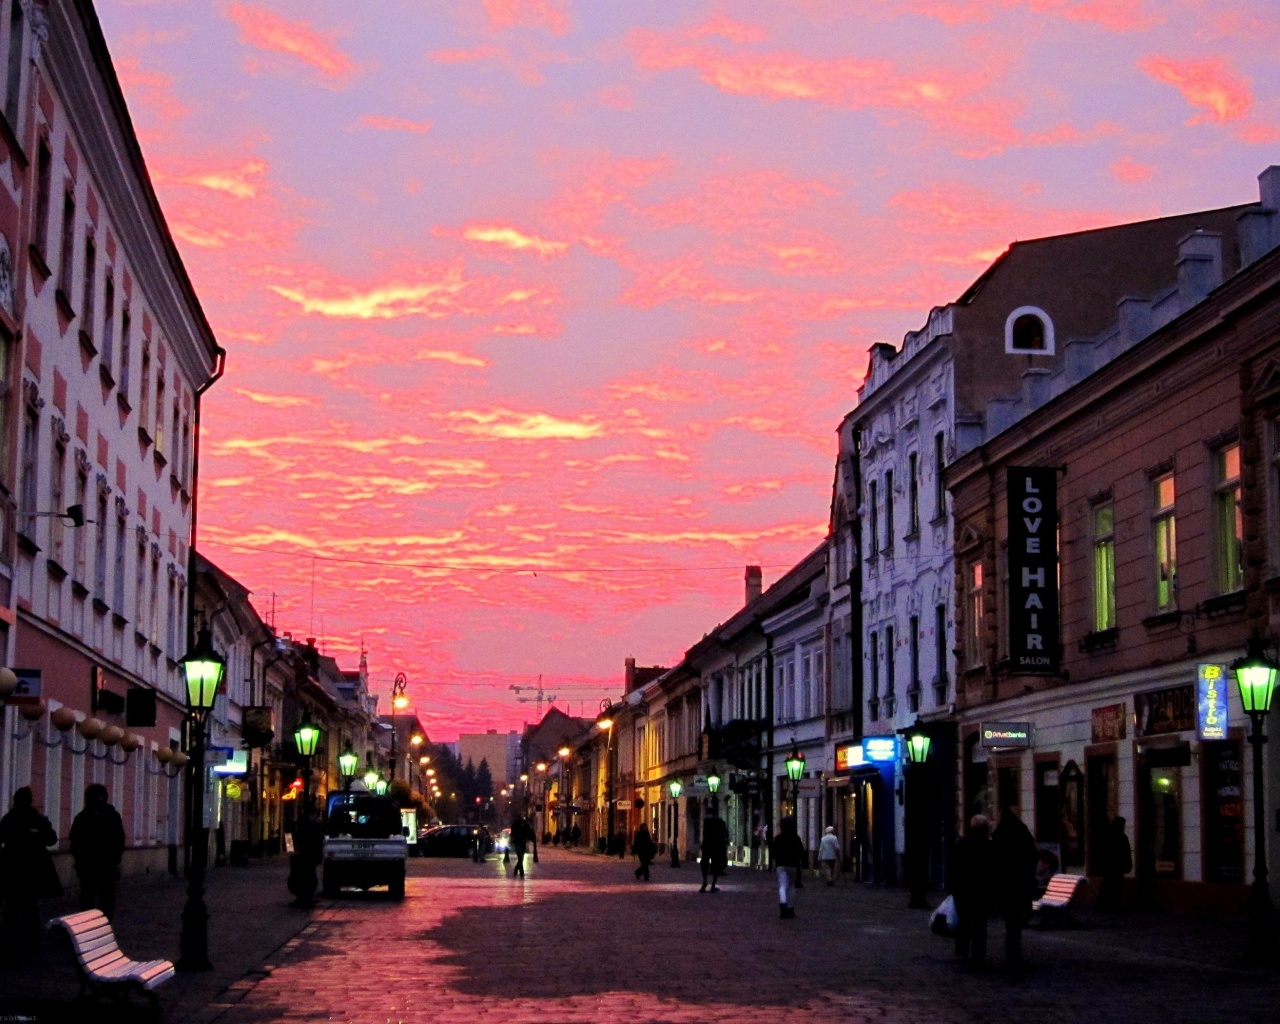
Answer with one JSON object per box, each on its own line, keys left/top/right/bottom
{"left": 321, "top": 794, "right": 407, "bottom": 899}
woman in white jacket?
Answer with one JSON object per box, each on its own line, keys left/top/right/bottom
{"left": 818, "top": 826, "right": 842, "bottom": 886}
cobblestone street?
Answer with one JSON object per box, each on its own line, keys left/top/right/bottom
{"left": 191, "top": 849, "right": 1278, "bottom": 1024}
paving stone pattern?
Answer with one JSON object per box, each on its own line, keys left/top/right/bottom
{"left": 208, "top": 850, "right": 1278, "bottom": 1024}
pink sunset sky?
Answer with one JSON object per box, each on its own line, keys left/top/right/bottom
{"left": 96, "top": 0, "right": 1279, "bottom": 739}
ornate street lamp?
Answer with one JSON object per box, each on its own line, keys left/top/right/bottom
{"left": 177, "top": 624, "right": 225, "bottom": 972}
{"left": 785, "top": 745, "right": 805, "bottom": 815}
{"left": 293, "top": 713, "right": 321, "bottom": 813}
{"left": 339, "top": 743, "right": 359, "bottom": 790}
{"left": 375, "top": 778, "right": 389, "bottom": 796}
{"left": 363, "top": 767, "right": 380, "bottom": 791}
{"left": 903, "top": 718, "right": 932, "bottom": 909}
{"left": 707, "top": 771, "right": 722, "bottom": 816}
{"left": 1231, "top": 633, "right": 1279, "bottom": 963}
{"left": 598, "top": 700, "right": 617, "bottom": 852}
{"left": 668, "top": 779, "right": 683, "bottom": 868}
{"left": 389, "top": 673, "right": 408, "bottom": 781}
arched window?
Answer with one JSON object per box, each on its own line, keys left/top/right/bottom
{"left": 0, "top": 233, "right": 12, "bottom": 319}
{"left": 1004, "top": 305, "right": 1055, "bottom": 356}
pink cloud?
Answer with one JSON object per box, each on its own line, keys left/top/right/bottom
{"left": 1110, "top": 155, "right": 1153, "bottom": 182}
{"left": 114, "top": 56, "right": 190, "bottom": 121}
{"left": 430, "top": 45, "right": 505, "bottom": 64}
{"left": 1139, "top": 55, "right": 1252, "bottom": 124}
{"left": 483, "top": 0, "right": 572, "bottom": 35}
{"left": 357, "top": 115, "right": 434, "bottom": 134}
{"left": 226, "top": 2, "right": 357, "bottom": 79}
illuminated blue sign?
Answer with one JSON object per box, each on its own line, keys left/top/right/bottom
{"left": 862, "top": 736, "right": 898, "bottom": 763}
{"left": 1197, "top": 664, "right": 1229, "bottom": 741}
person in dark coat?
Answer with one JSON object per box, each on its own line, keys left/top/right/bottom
{"left": 1099, "top": 816, "right": 1132, "bottom": 911}
{"left": 0, "top": 787, "right": 60, "bottom": 955}
{"left": 770, "top": 815, "right": 806, "bottom": 918}
{"left": 287, "top": 805, "right": 323, "bottom": 908}
{"left": 699, "top": 812, "right": 729, "bottom": 892}
{"left": 991, "top": 806, "right": 1038, "bottom": 971}
{"left": 70, "top": 784, "right": 126, "bottom": 920}
{"left": 632, "top": 823, "right": 657, "bottom": 881}
{"left": 510, "top": 816, "right": 535, "bottom": 878}
{"left": 948, "top": 814, "right": 991, "bottom": 964}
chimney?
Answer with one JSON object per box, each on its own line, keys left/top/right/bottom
{"left": 1261, "top": 165, "right": 1280, "bottom": 213}
{"left": 1116, "top": 295, "right": 1152, "bottom": 349}
{"left": 1176, "top": 229, "right": 1223, "bottom": 307}
{"left": 625, "top": 656, "right": 635, "bottom": 692}
{"left": 1022, "top": 368, "right": 1052, "bottom": 411}
{"left": 1240, "top": 166, "right": 1280, "bottom": 266}
{"left": 745, "top": 565, "right": 763, "bottom": 604}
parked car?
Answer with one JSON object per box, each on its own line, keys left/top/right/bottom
{"left": 417, "top": 824, "right": 493, "bottom": 858}
{"left": 321, "top": 793, "right": 407, "bottom": 898}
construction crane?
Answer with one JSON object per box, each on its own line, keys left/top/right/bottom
{"left": 510, "top": 676, "right": 556, "bottom": 719}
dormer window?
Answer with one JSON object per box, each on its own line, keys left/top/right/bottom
{"left": 1005, "top": 306, "right": 1055, "bottom": 356}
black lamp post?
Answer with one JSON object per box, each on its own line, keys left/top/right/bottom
{"left": 669, "top": 779, "right": 683, "bottom": 868}
{"left": 904, "top": 720, "right": 933, "bottom": 910}
{"left": 339, "top": 743, "right": 359, "bottom": 791}
{"left": 1231, "top": 633, "right": 1279, "bottom": 964}
{"left": 177, "top": 624, "right": 225, "bottom": 972}
{"left": 785, "top": 746, "right": 805, "bottom": 817}
{"left": 707, "top": 771, "right": 722, "bottom": 816}
{"left": 598, "top": 701, "right": 616, "bottom": 851}
{"left": 557, "top": 746, "right": 571, "bottom": 837}
{"left": 389, "top": 673, "right": 408, "bottom": 781}
{"left": 294, "top": 713, "right": 321, "bottom": 812}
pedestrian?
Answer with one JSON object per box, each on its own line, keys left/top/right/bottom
{"left": 287, "top": 804, "right": 323, "bottom": 908}
{"left": 69, "top": 784, "right": 126, "bottom": 920}
{"left": 770, "top": 815, "right": 805, "bottom": 918}
{"left": 948, "top": 814, "right": 991, "bottom": 965}
{"left": 699, "top": 810, "right": 729, "bottom": 892}
{"left": 0, "top": 787, "right": 60, "bottom": 955}
{"left": 510, "top": 815, "right": 534, "bottom": 878}
{"left": 632, "top": 823, "right": 656, "bottom": 881}
{"left": 990, "top": 806, "right": 1037, "bottom": 972}
{"left": 1099, "top": 816, "right": 1132, "bottom": 911}
{"left": 750, "top": 813, "right": 763, "bottom": 869}
{"left": 818, "top": 826, "right": 841, "bottom": 886}
{"left": 570, "top": 823, "right": 581, "bottom": 847}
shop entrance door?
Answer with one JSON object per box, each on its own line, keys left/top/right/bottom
{"left": 1138, "top": 759, "right": 1183, "bottom": 880}
{"left": 1086, "top": 753, "right": 1117, "bottom": 875}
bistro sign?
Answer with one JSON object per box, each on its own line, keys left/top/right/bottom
{"left": 1007, "top": 467, "right": 1060, "bottom": 674}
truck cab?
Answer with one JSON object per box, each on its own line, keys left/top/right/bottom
{"left": 322, "top": 793, "right": 408, "bottom": 899}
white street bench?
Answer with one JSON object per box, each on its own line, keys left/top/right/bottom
{"left": 50, "top": 909, "right": 174, "bottom": 1009}
{"left": 1031, "top": 873, "right": 1086, "bottom": 924}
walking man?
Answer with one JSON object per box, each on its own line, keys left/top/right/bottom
{"left": 699, "top": 810, "right": 729, "bottom": 892}
{"left": 991, "top": 806, "right": 1037, "bottom": 972}
{"left": 770, "top": 815, "right": 806, "bottom": 918}
{"left": 949, "top": 814, "right": 991, "bottom": 965}
{"left": 70, "top": 784, "right": 126, "bottom": 920}
{"left": 632, "top": 822, "right": 656, "bottom": 881}
{"left": 510, "top": 816, "right": 535, "bottom": 878}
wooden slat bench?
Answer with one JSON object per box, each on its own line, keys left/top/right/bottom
{"left": 1031, "top": 873, "right": 1086, "bottom": 925}
{"left": 50, "top": 909, "right": 174, "bottom": 1009}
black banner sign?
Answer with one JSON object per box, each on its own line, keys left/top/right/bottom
{"left": 1008, "top": 467, "right": 1059, "bottom": 674}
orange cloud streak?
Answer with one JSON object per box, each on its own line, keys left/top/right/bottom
{"left": 226, "top": 2, "right": 356, "bottom": 78}
{"left": 1139, "top": 56, "right": 1252, "bottom": 124}
{"left": 483, "top": 0, "right": 572, "bottom": 35}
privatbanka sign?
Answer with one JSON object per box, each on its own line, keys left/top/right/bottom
{"left": 1008, "top": 467, "right": 1059, "bottom": 674}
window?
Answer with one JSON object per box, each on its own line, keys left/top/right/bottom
{"left": 909, "top": 614, "right": 920, "bottom": 713}
{"left": 1004, "top": 306, "right": 1055, "bottom": 355}
{"left": 884, "top": 470, "right": 894, "bottom": 550}
{"left": 149, "top": 549, "right": 160, "bottom": 645}
{"left": 94, "top": 488, "right": 107, "bottom": 602}
{"left": 800, "top": 650, "right": 812, "bottom": 719}
{"left": 119, "top": 306, "right": 131, "bottom": 397}
{"left": 934, "top": 604, "right": 947, "bottom": 703}
{"left": 934, "top": 432, "right": 946, "bottom": 520}
{"left": 33, "top": 137, "right": 51, "bottom": 256}
{"left": 58, "top": 190, "right": 75, "bottom": 298}
{"left": 5, "top": 0, "right": 23, "bottom": 127}
{"left": 139, "top": 345, "right": 150, "bottom": 428}
{"left": 908, "top": 452, "right": 919, "bottom": 535}
{"left": 1153, "top": 473, "right": 1177, "bottom": 610}
{"left": 171, "top": 398, "right": 180, "bottom": 472}
{"left": 48, "top": 436, "right": 65, "bottom": 564}
{"left": 885, "top": 624, "right": 895, "bottom": 697}
{"left": 18, "top": 400, "right": 36, "bottom": 535}
{"left": 134, "top": 532, "right": 146, "bottom": 627}
{"left": 72, "top": 460, "right": 87, "bottom": 581}
{"left": 154, "top": 370, "right": 165, "bottom": 454}
{"left": 868, "top": 631, "right": 879, "bottom": 701}
{"left": 113, "top": 504, "right": 126, "bottom": 612}
{"left": 965, "top": 560, "right": 984, "bottom": 667}
{"left": 81, "top": 234, "right": 95, "bottom": 336}
{"left": 1213, "top": 444, "right": 1243, "bottom": 594}
{"left": 869, "top": 479, "right": 879, "bottom": 555}
{"left": 1092, "top": 503, "right": 1116, "bottom": 631}
{"left": 165, "top": 572, "right": 176, "bottom": 655}
{"left": 101, "top": 273, "right": 115, "bottom": 370}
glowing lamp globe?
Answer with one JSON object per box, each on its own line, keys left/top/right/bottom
{"left": 180, "top": 625, "right": 225, "bottom": 712}
{"left": 375, "top": 779, "right": 388, "bottom": 795}
{"left": 907, "top": 731, "right": 932, "bottom": 764}
{"left": 1232, "top": 635, "right": 1279, "bottom": 716}
{"left": 785, "top": 747, "right": 806, "bottom": 783}
{"left": 293, "top": 714, "right": 321, "bottom": 758}
{"left": 363, "top": 769, "right": 379, "bottom": 790}
{"left": 707, "top": 773, "right": 721, "bottom": 794}
{"left": 668, "top": 779, "right": 683, "bottom": 799}
{"left": 339, "top": 745, "right": 359, "bottom": 779}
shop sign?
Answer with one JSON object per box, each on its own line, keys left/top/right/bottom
{"left": 213, "top": 749, "right": 248, "bottom": 775}
{"left": 835, "top": 743, "right": 865, "bottom": 771}
{"left": 615, "top": 800, "right": 632, "bottom": 810}
{"left": 1091, "top": 704, "right": 1126, "bottom": 744}
{"left": 796, "top": 778, "right": 823, "bottom": 798}
{"left": 8, "top": 668, "right": 41, "bottom": 704}
{"left": 224, "top": 781, "right": 243, "bottom": 800}
{"left": 981, "top": 722, "right": 1032, "bottom": 748}
{"left": 1134, "top": 684, "right": 1194, "bottom": 737}
{"left": 862, "top": 736, "right": 898, "bottom": 763}
{"left": 1197, "top": 665, "right": 1229, "bottom": 741}
{"left": 1007, "top": 467, "right": 1060, "bottom": 675}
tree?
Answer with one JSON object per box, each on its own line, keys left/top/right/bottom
{"left": 461, "top": 758, "right": 477, "bottom": 802}
{"left": 476, "top": 758, "right": 493, "bottom": 801}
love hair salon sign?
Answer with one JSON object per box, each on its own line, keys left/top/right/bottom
{"left": 1008, "top": 467, "right": 1060, "bottom": 675}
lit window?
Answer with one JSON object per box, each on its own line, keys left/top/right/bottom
{"left": 1213, "top": 444, "right": 1243, "bottom": 594}
{"left": 1153, "top": 474, "right": 1177, "bottom": 610}
{"left": 1092, "top": 503, "right": 1116, "bottom": 631}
